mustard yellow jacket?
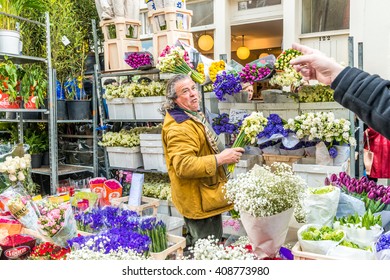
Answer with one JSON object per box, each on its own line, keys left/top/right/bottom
{"left": 162, "top": 109, "right": 233, "bottom": 219}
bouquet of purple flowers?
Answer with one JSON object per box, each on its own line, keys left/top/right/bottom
{"left": 124, "top": 52, "right": 153, "bottom": 69}
{"left": 213, "top": 71, "right": 242, "bottom": 101}
{"left": 239, "top": 64, "right": 272, "bottom": 84}
{"left": 212, "top": 113, "right": 239, "bottom": 135}
{"left": 257, "top": 114, "right": 289, "bottom": 139}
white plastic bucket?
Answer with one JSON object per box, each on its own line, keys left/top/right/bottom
{"left": 0, "top": 30, "right": 21, "bottom": 55}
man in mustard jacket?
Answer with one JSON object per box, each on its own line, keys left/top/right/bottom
{"left": 161, "top": 74, "right": 245, "bottom": 247}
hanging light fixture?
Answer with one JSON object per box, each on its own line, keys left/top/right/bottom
{"left": 198, "top": 31, "right": 214, "bottom": 51}
{"left": 259, "top": 52, "right": 269, "bottom": 58}
{"left": 237, "top": 35, "right": 250, "bottom": 60}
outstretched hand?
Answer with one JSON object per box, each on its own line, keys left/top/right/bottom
{"left": 290, "top": 43, "right": 345, "bottom": 85}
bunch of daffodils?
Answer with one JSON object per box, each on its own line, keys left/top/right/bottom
{"left": 156, "top": 45, "right": 204, "bottom": 84}
{"left": 227, "top": 112, "right": 268, "bottom": 173}
{"left": 189, "top": 236, "right": 256, "bottom": 260}
{"left": 224, "top": 163, "right": 306, "bottom": 219}
{"left": 284, "top": 112, "right": 356, "bottom": 146}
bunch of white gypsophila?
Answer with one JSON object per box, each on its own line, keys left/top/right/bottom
{"left": 189, "top": 236, "right": 256, "bottom": 260}
{"left": 223, "top": 163, "right": 306, "bottom": 219}
{"left": 66, "top": 247, "right": 149, "bottom": 260}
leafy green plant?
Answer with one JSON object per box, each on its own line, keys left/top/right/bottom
{"left": 0, "top": 57, "right": 25, "bottom": 102}
{"left": 0, "top": 0, "right": 46, "bottom": 30}
{"left": 21, "top": 65, "right": 47, "bottom": 108}
{"left": 23, "top": 127, "right": 47, "bottom": 154}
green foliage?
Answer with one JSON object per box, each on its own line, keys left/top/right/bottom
{"left": 0, "top": 0, "right": 46, "bottom": 30}
{"left": 21, "top": 65, "right": 48, "bottom": 108}
{"left": 301, "top": 225, "right": 345, "bottom": 241}
{"left": 294, "top": 84, "right": 335, "bottom": 103}
{"left": 0, "top": 57, "right": 23, "bottom": 102}
{"left": 308, "top": 185, "right": 335, "bottom": 195}
{"left": 23, "top": 126, "right": 48, "bottom": 154}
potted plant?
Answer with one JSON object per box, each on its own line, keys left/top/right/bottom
{"left": 0, "top": 57, "right": 24, "bottom": 109}
{"left": 21, "top": 65, "right": 47, "bottom": 109}
{"left": 0, "top": 0, "right": 46, "bottom": 54}
{"left": 23, "top": 127, "right": 47, "bottom": 168}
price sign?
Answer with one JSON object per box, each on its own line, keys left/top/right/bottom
{"left": 229, "top": 108, "right": 249, "bottom": 124}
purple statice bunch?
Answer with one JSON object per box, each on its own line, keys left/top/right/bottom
{"left": 212, "top": 113, "right": 239, "bottom": 135}
{"left": 74, "top": 206, "right": 140, "bottom": 233}
{"left": 67, "top": 227, "right": 151, "bottom": 254}
{"left": 257, "top": 114, "right": 289, "bottom": 139}
{"left": 239, "top": 64, "right": 272, "bottom": 84}
{"left": 124, "top": 52, "right": 152, "bottom": 68}
{"left": 213, "top": 71, "right": 242, "bottom": 101}
{"left": 376, "top": 233, "right": 390, "bottom": 253}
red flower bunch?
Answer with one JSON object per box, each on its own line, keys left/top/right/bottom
{"left": 29, "top": 242, "right": 70, "bottom": 260}
{"left": 0, "top": 234, "right": 34, "bottom": 246}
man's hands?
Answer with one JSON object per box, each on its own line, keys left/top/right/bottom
{"left": 290, "top": 43, "right": 345, "bottom": 85}
{"left": 216, "top": 147, "right": 245, "bottom": 166}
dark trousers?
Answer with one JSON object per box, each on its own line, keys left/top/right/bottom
{"left": 183, "top": 214, "right": 223, "bottom": 247}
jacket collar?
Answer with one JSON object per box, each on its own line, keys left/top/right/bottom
{"left": 167, "top": 106, "right": 193, "bottom": 124}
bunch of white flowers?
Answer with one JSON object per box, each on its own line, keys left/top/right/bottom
{"left": 102, "top": 84, "right": 128, "bottom": 101}
{"left": 284, "top": 112, "right": 356, "bottom": 146}
{"left": 240, "top": 111, "right": 268, "bottom": 144}
{"left": 189, "top": 236, "right": 256, "bottom": 260}
{"left": 269, "top": 67, "right": 304, "bottom": 89}
{"left": 224, "top": 163, "right": 306, "bottom": 218}
{"left": 66, "top": 247, "right": 149, "bottom": 260}
{"left": 0, "top": 154, "right": 31, "bottom": 183}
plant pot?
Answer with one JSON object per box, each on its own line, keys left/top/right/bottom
{"left": 66, "top": 100, "right": 91, "bottom": 120}
{"left": 0, "top": 93, "right": 21, "bottom": 109}
{"left": 0, "top": 30, "right": 21, "bottom": 55}
{"left": 85, "top": 52, "right": 105, "bottom": 74}
{"left": 31, "top": 153, "right": 43, "bottom": 169}
{"left": 42, "top": 99, "right": 68, "bottom": 120}
{"left": 42, "top": 151, "right": 50, "bottom": 166}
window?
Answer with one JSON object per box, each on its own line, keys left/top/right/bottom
{"left": 237, "top": 0, "right": 281, "bottom": 11}
{"left": 140, "top": 10, "right": 153, "bottom": 36}
{"left": 187, "top": 0, "right": 213, "bottom": 27}
{"left": 302, "top": 0, "right": 350, "bottom": 33}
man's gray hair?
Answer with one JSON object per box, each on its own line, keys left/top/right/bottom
{"left": 159, "top": 74, "right": 192, "bottom": 115}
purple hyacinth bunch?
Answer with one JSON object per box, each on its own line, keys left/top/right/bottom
{"left": 125, "top": 52, "right": 152, "bottom": 68}
{"left": 257, "top": 114, "right": 289, "bottom": 139}
{"left": 239, "top": 64, "right": 272, "bottom": 84}
{"left": 376, "top": 233, "right": 390, "bottom": 252}
{"left": 213, "top": 71, "right": 242, "bottom": 101}
{"left": 212, "top": 113, "right": 239, "bottom": 135}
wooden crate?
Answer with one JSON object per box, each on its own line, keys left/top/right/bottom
{"left": 150, "top": 233, "right": 186, "bottom": 260}
{"left": 291, "top": 242, "right": 340, "bottom": 260}
{"left": 111, "top": 196, "right": 160, "bottom": 216}
{"left": 262, "top": 154, "right": 303, "bottom": 167}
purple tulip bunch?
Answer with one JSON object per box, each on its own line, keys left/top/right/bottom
{"left": 326, "top": 172, "right": 390, "bottom": 213}
{"left": 213, "top": 71, "right": 242, "bottom": 101}
{"left": 124, "top": 52, "right": 152, "bottom": 68}
{"left": 212, "top": 113, "right": 239, "bottom": 135}
{"left": 239, "top": 64, "right": 272, "bottom": 84}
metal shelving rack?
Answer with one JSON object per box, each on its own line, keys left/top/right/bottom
{"left": 0, "top": 12, "right": 98, "bottom": 194}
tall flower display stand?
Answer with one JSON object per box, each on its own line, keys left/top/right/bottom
{"left": 100, "top": 18, "right": 142, "bottom": 71}
{"left": 148, "top": 7, "right": 193, "bottom": 64}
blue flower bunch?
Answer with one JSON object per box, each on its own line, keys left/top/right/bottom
{"left": 74, "top": 206, "right": 140, "bottom": 233}
{"left": 139, "top": 217, "right": 167, "bottom": 253}
{"left": 212, "top": 113, "right": 239, "bottom": 135}
{"left": 257, "top": 114, "right": 289, "bottom": 139}
{"left": 213, "top": 71, "right": 242, "bottom": 101}
{"left": 67, "top": 227, "right": 151, "bottom": 254}
{"left": 376, "top": 233, "right": 390, "bottom": 253}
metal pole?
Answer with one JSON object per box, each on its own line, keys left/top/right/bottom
{"left": 348, "top": 36, "right": 355, "bottom": 178}
{"left": 46, "top": 12, "right": 58, "bottom": 194}
{"left": 357, "top": 42, "right": 364, "bottom": 178}
{"left": 92, "top": 19, "right": 101, "bottom": 73}
{"left": 92, "top": 64, "right": 99, "bottom": 177}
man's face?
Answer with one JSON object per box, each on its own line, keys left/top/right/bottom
{"left": 174, "top": 78, "right": 199, "bottom": 112}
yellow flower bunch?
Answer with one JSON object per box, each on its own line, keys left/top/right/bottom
{"left": 274, "top": 49, "right": 302, "bottom": 71}
{"left": 196, "top": 62, "right": 206, "bottom": 81}
{"left": 209, "top": 60, "right": 225, "bottom": 82}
